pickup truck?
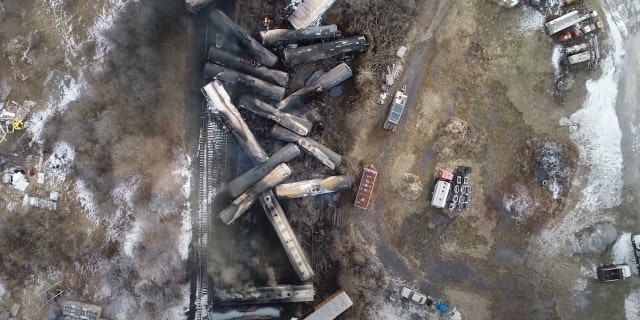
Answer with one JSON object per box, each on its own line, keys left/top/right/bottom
{"left": 597, "top": 264, "right": 631, "bottom": 282}
{"left": 400, "top": 286, "right": 427, "bottom": 305}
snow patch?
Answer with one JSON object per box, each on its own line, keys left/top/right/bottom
{"left": 48, "top": 141, "right": 76, "bottom": 172}
{"left": 503, "top": 184, "right": 539, "bottom": 223}
{"left": 75, "top": 179, "right": 99, "bottom": 225}
{"left": 551, "top": 44, "right": 563, "bottom": 76}
{"left": 0, "top": 282, "right": 6, "bottom": 298}
{"left": 518, "top": 6, "right": 545, "bottom": 32}
{"left": 90, "top": 0, "right": 136, "bottom": 64}
{"left": 123, "top": 221, "right": 142, "bottom": 258}
{"left": 538, "top": 5, "right": 626, "bottom": 254}
{"left": 28, "top": 75, "right": 85, "bottom": 145}
{"left": 626, "top": 289, "right": 640, "bottom": 320}
{"left": 546, "top": 0, "right": 564, "bottom": 16}
{"left": 612, "top": 232, "right": 638, "bottom": 275}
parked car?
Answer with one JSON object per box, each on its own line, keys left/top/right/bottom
{"left": 400, "top": 287, "right": 427, "bottom": 305}
{"left": 597, "top": 264, "right": 631, "bottom": 282}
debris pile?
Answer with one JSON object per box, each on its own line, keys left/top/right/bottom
{"left": 533, "top": 1, "right": 603, "bottom": 89}
{"left": 191, "top": 2, "right": 366, "bottom": 318}
{"left": 379, "top": 46, "right": 408, "bottom": 104}
{"left": 528, "top": 138, "right": 572, "bottom": 199}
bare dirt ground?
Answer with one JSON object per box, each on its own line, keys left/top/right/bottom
{"left": 320, "top": 0, "right": 603, "bottom": 318}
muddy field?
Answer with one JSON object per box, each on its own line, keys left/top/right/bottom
{"left": 0, "top": 0, "right": 627, "bottom": 318}
{"left": 317, "top": 0, "right": 603, "bottom": 318}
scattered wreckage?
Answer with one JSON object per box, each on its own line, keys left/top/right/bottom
{"left": 195, "top": 3, "right": 364, "bottom": 318}
{"left": 538, "top": 5, "right": 603, "bottom": 79}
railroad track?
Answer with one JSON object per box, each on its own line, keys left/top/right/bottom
{"left": 194, "top": 109, "right": 228, "bottom": 320}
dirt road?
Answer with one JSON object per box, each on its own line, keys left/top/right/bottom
{"left": 333, "top": 0, "right": 594, "bottom": 318}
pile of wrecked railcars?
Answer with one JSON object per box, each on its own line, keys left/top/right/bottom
{"left": 189, "top": 1, "right": 364, "bottom": 319}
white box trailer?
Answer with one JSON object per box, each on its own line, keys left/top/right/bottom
{"left": 545, "top": 10, "right": 598, "bottom": 35}
{"left": 568, "top": 51, "right": 593, "bottom": 65}
{"left": 431, "top": 180, "right": 451, "bottom": 208}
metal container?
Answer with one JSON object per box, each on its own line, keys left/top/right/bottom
{"left": 207, "top": 47, "right": 289, "bottom": 86}
{"left": 204, "top": 63, "right": 286, "bottom": 102}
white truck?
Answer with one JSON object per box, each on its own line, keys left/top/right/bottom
{"left": 545, "top": 10, "right": 598, "bottom": 35}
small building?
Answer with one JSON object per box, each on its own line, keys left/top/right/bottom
{"left": 62, "top": 301, "right": 102, "bottom": 320}
{"left": 304, "top": 290, "right": 353, "bottom": 320}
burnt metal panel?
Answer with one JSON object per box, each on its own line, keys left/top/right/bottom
{"left": 204, "top": 63, "right": 286, "bottom": 102}
{"left": 287, "top": 0, "right": 337, "bottom": 30}
{"left": 260, "top": 25, "right": 341, "bottom": 47}
{"left": 209, "top": 9, "right": 279, "bottom": 67}
{"left": 282, "top": 36, "right": 368, "bottom": 67}
{"left": 207, "top": 47, "right": 289, "bottom": 86}
{"left": 214, "top": 284, "right": 315, "bottom": 305}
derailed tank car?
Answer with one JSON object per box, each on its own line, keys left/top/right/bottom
{"left": 260, "top": 25, "right": 341, "bottom": 47}
{"left": 283, "top": 36, "right": 368, "bottom": 66}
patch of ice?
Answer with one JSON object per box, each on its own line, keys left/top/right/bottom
{"left": 518, "top": 6, "right": 545, "bottom": 32}
{"left": 0, "top": 281, "right": 6, "bottom": 298}
{"left": 122, "top": 221, "right": 142, "bottom": 258}
{"left": 626, "top": 289, "right": 640, "bottom": 320}
{"left": 75, "top": 179, "right": 99, "bottom": 225}
{"left": 551, "top": 44, "right": 563, "bottom": 76}
{"left": 538, "top": 5, "right": 626, "bottom": 254}
{"left": 612, "top": 232, "right": 638, "bottom": 275}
